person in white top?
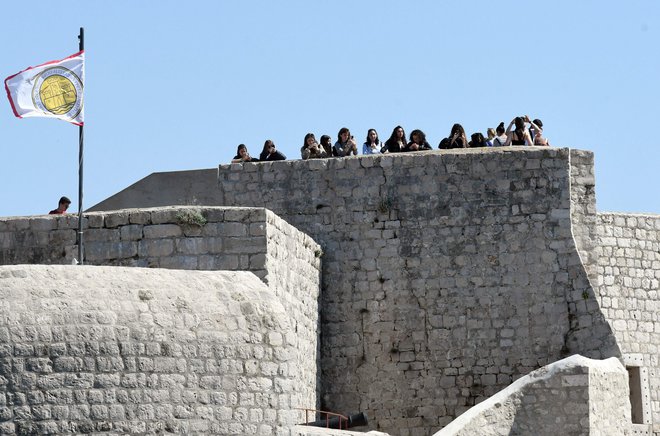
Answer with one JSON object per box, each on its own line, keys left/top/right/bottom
{"left": 363, "top": 129, "right": 384, "bottom": 154}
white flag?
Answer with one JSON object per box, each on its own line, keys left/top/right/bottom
{"left": 4, "top": 51, "right": 84, "bottom": 126}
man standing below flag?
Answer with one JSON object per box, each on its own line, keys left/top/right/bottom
{"left": 4, "top": 50, "right": 84, "bottom": 126}
{"left": 49, "top": 196, "right": 72, "bottom": 215}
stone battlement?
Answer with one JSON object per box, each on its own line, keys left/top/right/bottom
{"left": 1, "top": 147, "right": 659, "bottom": 435}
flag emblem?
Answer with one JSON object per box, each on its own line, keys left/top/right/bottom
{"left": 4, "top": 51, "right": 84, "bottom": 125}
{"left": 33, "top": 66, "right": 83, "bottom": 118}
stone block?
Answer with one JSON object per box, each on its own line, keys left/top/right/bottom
{"left": 120, "top": 224, "right": 143, "bottom": 241}
{"left": 105, "top": 212, "right": 130, "bottom": 228}
{"left": 128, "top": 211, "right": 151, "bottom": 224}
{"left": 150, "top": 209, "right": 181, "bottom": 224}
{"left": 138, "top": 239, "right": 174, "bottom": 257}
{"left": 143, "top": 224, "right": 182, "bottom": 239}
{"left": 224, "top": 236, "right": 267, "bottom": 254}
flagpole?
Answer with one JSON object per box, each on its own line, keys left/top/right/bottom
{"left": 77, "top": 27, "right": 84, "bottom": 265}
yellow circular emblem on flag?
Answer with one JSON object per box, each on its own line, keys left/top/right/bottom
{"left": 39, "top": 75, "right": 77, "bottom": 115}
{"left": 31, "top": 66, "right": 83, "bottom": 121}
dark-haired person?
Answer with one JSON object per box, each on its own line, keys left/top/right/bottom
{"left": 231, "top": 144, "right": 258, "bottom": 163}
{"left": 320, "top": 135, "right": 333, "bottom": 157}
{"left": 405, "top": 129, "right": 432, "bottom": 151}
{"left": 530, "top": 119, "right": 550, "bottom": 146}
{"left": 49, "top": 196, "right": 71, "bottom": 215}
{"left": 333, "top": 127, "right": 358, "bottom": 157}
{"left": 438, "top": 124, "right": 468, "bottom": 149}
{"left": 384, "top": 125, "right": 407, "bottom": 153}
{"left": 259, "top": 139, "right": 287, "bottom": 161}
{"left": 468, "top": 132, "right": 488, "bottom": 148}
{"left": 504, "top": 116, "right": 533, "bottom": 146}
{"left": 492, "top": 122, "right": 508, "bottom": 146}
{"left": 301, "top": 133, "right": 327, "bottom": 159}
{"left": 363, "top": 129, "right": 384, "bottom": 155}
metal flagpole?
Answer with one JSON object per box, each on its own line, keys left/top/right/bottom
{"left": 77, "top": 27, "right": 84, "bottom": 265}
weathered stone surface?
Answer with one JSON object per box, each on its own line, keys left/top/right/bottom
{"left": 0, "top": 264, "right": 317, "bottom": 435}
{"left": 434, "top": 355, "right": 630, "bottom": 436}
{"left": 0, "top": 148, "right": 658, "bottom": 435}
{"left": 596, "top": 212, "right": 660, "bottom": 429}
{"left": 213, "top": 148, "right": 621, "bottom": 434}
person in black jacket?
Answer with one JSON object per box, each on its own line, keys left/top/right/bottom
{"left": 468, "top": 132, "right": 488, "bottom": 148}
{"left": 231, "top": 144, "right": 259, "bottom": 163}
{"left": 405, "top": 129, "right": 432, "bottom": 151}
{"left": 384, "top": 125, "right": 407, "bottom": 153}
{"left": 320, "top": 135, "right": 334, "bottom": 157}
{"left": 259, "top": 139, "right": 286, "bottom": 161}
{"left": 438, "top": 124, "right": 468, "bottom": 149}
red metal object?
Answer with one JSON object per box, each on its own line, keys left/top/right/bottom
{"left": 298, "top": 408, "right": 349, "bottom": 429}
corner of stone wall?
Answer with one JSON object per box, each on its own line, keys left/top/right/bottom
{"left": 263, "top": 209, "right": 323, "bottom": 418}
{"left": 566, "top": 150, "right": 621, "bottom": 359}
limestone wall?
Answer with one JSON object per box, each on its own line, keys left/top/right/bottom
{"left": 0, "top": 206, "right": 322, "bottom": 432}
{"left": 0, "top": 265, "right": 300, "bottom": 434}
{"left": 596, "top": 212, "right": 660, "bottom": 430}
{"left": 3, "top": 148, "right": 647, "bottom": 435}
{"left": 213, "top": 148, "right": 618, "bottom": 434}
{"left": 433, "top": 355, "right": 631, "bottom": 436}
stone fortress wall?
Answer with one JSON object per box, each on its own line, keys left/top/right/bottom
{"left": 1, "top": 147, "right": 659, "bottom": 435}
{"left": 0, "top": 265, "right": 306, "bottom": 435}
{"left": 84, "top": 147, "right": 660, "bottom": 434}
{"left": 211, "top": 148, "right": 631, "bottom": 434}
{"left": 0, "top": 207, "right": 322, "bottom": 434}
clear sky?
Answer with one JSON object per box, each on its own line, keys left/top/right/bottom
{"left": 1, "top": 1, "right": 658, "bottom": 217}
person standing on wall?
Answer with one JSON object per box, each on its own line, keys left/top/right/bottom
{"left": 363, "top": 129, "right": 385, "bottom": 155}
{"left": 385, "top": 126, "right": 407, "bottom": 153}
{"left": 333, "top": 127, "right": 358, "bottom": 157}
{"left": 504, "top": 116, "right": 534, "bottom": 146}
{"left": 439, "top": 124, "right": 469, "bottom": 149}
{"left": 319, "top": 135, "right": 334, "bottom": 157}
{"left": 259, "top": 140, "right": 287, "bottom": 161}
{"left": 492, "top": 122, "right": 508, "bottom": 146}
{"left": 301, "top": 133, "right": 327, "bottom": 159}
{"left": 231, "top": 144, "right": 259, "bottom": 163}
{"left": 406, "top": 129, "right": 433, "bottom": 151}
{"left": 530, "top": 119, "right": 550, "bottom": 146}
{"left": 49, "top": 196, "right": 71, "bottom": 215}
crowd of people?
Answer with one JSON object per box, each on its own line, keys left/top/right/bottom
{"left": 230, "top": 116, "right": 550, "bottom": 163}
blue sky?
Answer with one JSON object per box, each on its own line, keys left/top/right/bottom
{"left": 1, "top": 1, "right": 658, "bottom": 217}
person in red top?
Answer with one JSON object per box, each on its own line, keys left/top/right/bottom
{"left": 49, "top": 196, "right": 71, "bottom": 214}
